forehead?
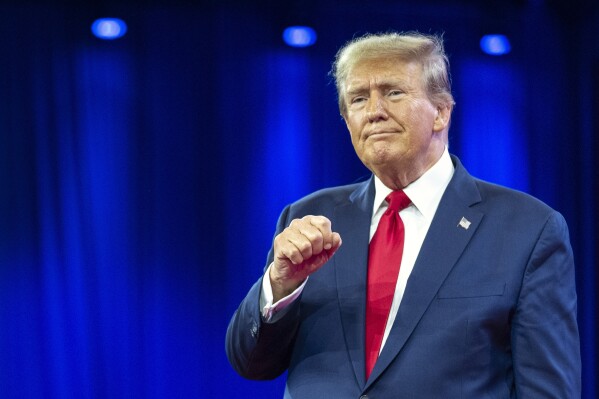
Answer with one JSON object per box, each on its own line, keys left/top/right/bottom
{"left": 344, "top": 57, "right": 424, "bottom": 92}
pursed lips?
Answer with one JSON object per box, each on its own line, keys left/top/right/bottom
{"left": 364, "top": 130, "right": 399, "bottom": 139}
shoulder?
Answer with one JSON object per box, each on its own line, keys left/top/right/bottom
{"left": 471, "top": 178, "right": 566, "bottom": 233}
{"left": 452, "top": 155, "right": 555, "bottom": 218}
{"left": 474, "top": 179, "right": 552, "bottom": 212}
{"left": 287, "top": 179, "right": 370, "bottom": 214}
{"left": 297, "top": 181, "right": 366, "bottom": 203}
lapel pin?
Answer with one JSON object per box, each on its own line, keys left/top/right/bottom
{"left": 458, "top": 217, "right": 471, "bottom": 230}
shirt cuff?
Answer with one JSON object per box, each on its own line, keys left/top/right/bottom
{"left": 260, "top": 262, "right": 307, "bottom": 323}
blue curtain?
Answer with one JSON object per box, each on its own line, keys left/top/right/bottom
{"left": 0, "top": 3, "right": 596, "bottom": 398}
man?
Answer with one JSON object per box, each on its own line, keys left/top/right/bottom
{"left": 226, "top": 32, "right": 581, "bottom": 398}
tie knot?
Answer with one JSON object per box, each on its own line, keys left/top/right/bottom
{"left": 385, "top": 190, "right": 411, "bottom": 213}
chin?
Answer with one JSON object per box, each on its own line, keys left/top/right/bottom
{"left": 366, "top": 146, "right": 402, "bottom": 165}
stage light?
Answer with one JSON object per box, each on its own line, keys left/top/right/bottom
{"left": 480, "top": 34, "right": 511, "bottom": 56}
{"left": 91, "top": 18, "right": 127, "bottom": 40}
{"left": 283, "top": 26, "right": 317, "bottom": 48}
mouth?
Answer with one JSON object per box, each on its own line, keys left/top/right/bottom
{"left": 365, "top": 130, "right": 398, "bottom": 139}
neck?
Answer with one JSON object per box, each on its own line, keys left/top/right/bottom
{"left": 376, "top": 148, "right": 445, "bottom": 190}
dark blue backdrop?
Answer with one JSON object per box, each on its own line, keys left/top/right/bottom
{"left": 0, "top": 1, "right": 596, "bottom": 398}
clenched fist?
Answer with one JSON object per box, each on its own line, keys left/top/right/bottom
{"left": 270, "top": 215, "right": 342, "bottom": 302}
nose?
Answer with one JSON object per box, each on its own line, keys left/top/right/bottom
{"left": 366, "top": 93, "right": 388, "bottom": 122}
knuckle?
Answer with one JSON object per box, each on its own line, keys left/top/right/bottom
{"left": 289, "top": 218, "right": 302, "bottom": 228}
{"left": 301, "top": 228, "right": 320, "bottom": 242}
{"left": 297, "top": 241, "right": 312, "bottom": 253}
{"left": 282, "top": 246, "right": 300, "bottom": 261}
{"left": 282, "top": 246, "right": 296, "bottom": 258}
{"left": 312, "top": 215, "right": 330, "bottom": 228}
{"left": 311, "top": 233, "right": 324, "bottom": 247}
{"left": 274, "top": 233, "right": 287, "bottom": 246}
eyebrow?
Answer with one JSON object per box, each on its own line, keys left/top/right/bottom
{"left": 345, "top": 79, "right": 407, "bottom": 96}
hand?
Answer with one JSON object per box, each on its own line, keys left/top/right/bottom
{"left": 270, "top": 215, "right": 342, "bottom": 302}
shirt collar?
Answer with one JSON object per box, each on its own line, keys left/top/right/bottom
{"left": 372, "top": 147, "right": 455, "bottom": 221}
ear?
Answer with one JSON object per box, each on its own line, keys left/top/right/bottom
{"left": 433, "top": 105, "right": 451, "bottom": 132}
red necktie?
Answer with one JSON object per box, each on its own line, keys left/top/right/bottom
{"left": 365, "top": 190, "right": 411, "bottom": 380}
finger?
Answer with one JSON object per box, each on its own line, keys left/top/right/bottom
{"left": 306, "top": 215, "right": 331, "bottom": 231}
{"left": 274, "top": 230, "right": 301, "bottom": 264}
{"left": 306, "top": 216, "right": 336, "bottom": 250}
{"left": 317, "top": 216, "right": 341, "bottom": 250}
{"left": 274, "top": 233, "right": 303, "bottom": 265}
{"left": 277, "top": 224, "right": 323, "bottom": 265}
{"left": 279, "top": 216, "right": 335, "bottom": 263}
{"left": 286, "top": 232, "right": 315, "bottom": 262}
{"left": 297, "top": 224, "right": 324, "bottom": 255}
{"left": 289, "top": 217, "right": 327, "bottom": 256}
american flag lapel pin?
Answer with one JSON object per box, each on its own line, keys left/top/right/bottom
{"left": 458, "top": 217, "right": 471, "bottom": 230}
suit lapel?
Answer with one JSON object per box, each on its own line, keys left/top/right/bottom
{"left": 364, "top": 157, "right": 484, "bottom": 388}
{"left": 333, "top": 178, "right": 374, "bottom": 389}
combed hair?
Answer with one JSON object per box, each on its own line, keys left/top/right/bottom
{"left": 330, "top": 32, "right": 456, "bottom": 115}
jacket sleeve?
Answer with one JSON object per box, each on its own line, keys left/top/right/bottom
{"left": 511, "top": 211, "right": 581, "bottom": 397}
{"left": 225, "top": 205, "right": 302, "bottom": 380}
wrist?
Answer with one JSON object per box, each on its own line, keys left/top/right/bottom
{"left": 269, "top": 269, "right": 302, "bottom": 302}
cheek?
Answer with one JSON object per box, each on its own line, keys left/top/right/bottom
{"left": 405, "top": 103, "right": 435, "bottom": 131}
{"left": 350, "top": 131, "right": 364, "bottom": 154}
{"left": 345, "top": 119, "right": 363, "bottom": 142}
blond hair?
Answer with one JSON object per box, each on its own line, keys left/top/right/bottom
{"left": 331, "top": 32, "right": 455, "bottom": 115}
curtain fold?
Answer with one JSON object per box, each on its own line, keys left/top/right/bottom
{"left": 0, "top": 3, "right": 595, "bottom": 398}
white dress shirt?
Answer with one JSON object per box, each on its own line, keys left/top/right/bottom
{"left": 261, "top": 148, "right": 454, "bottom": 352}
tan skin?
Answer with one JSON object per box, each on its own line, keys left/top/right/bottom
{"left": 270, "top": 57, "right": 452, "bottom": 301}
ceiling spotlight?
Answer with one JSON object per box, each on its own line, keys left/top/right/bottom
{"left": 480, "top": 34, "right": 511, "bottom": 56}
{"left": 283, "top": 26, "right": 317, "bottom": 48}
{"left": 92, "top": 18, "right": 128, "bottom": 40}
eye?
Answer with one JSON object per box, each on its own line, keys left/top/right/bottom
{"left": 388, "top": 89, "right": 403, "bottom": 97}
{"left": 351, "top": 96, "right": 367, "bottom": 104}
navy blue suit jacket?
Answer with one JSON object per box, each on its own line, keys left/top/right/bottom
{"left": 226, "top": 156, "right": 581, "bottom": 398}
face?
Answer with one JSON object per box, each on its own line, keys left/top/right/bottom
{"left": 342, "top": 57, "right": 449, "bottom": 188}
